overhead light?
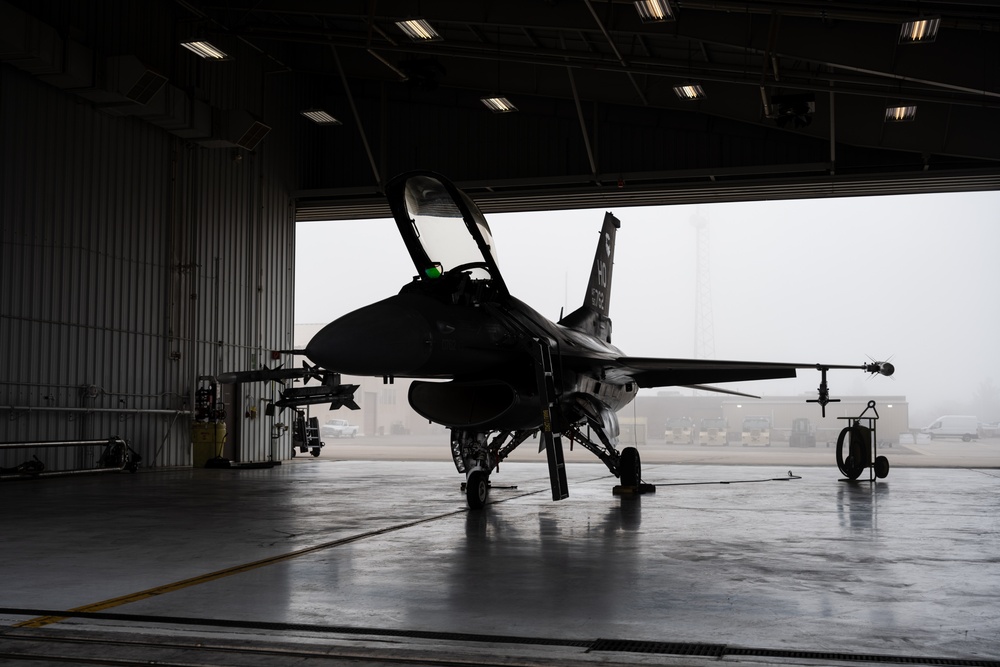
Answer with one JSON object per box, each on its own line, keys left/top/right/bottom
{"left": 395, "top": 19, "right": 442, "bottom": 42}
{"left": 300, "top": 109, "right": 342, "bottom": 125}
{"left": 634, "top": 0, "right": 674, "bottom": 22}
{"left": 480, "top": 96, "right": 517, "bottom": 113}
{"left": 885, "top": 105, "right": 917, "bottom": 122}
{"left": 180, "top": 41, "right": 231, "bottom": 60}
{"left": 899, "top": 17, "right": 940, "bottom": 44}
{"left": 673, "top": 84, "right": 706, "bottom": 100}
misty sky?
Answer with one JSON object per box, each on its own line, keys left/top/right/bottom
{"left": 296, "top": 190, "right": 1000, "bottom": 422}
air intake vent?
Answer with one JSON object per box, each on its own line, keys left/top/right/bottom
{"left": 125, "top": 69, "right": 168, "bottom": 105}
{"left": 236, "top": 120, "right": 271, "bottom": 151}
{"left": 197, "top": 110, "right": 271, "bottom": 150}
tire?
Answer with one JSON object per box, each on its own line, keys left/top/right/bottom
{"left": 962, "top": 434, "right": 971, "bottom": 442}
{"left": 620, "top": 447, "right": 641, "bottom": 487}
{"left": 874, "top": 455, "right": 890, "bottom": 479}
{"left": 311, "top": 448, "right": 321, "bottom": 457}
{"left": 836, "top": 424, "right": 871, "bottom": 480}
{"left": 466, "top": 470, "right": 489, "bottom": 509}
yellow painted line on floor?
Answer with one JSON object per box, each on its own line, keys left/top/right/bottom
{"left": 16, "top": 509, "right": 467, "bottom": 628}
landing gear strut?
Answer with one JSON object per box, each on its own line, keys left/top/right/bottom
{"left": 452, "top": 429, "right": 501, "bottom": 510}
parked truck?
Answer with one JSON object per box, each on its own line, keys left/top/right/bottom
{"left": 741, "top": 416, "right": 771, "bottom": 447}
{"left": 696, "top": 417, "right": 729, "bottom": 446}
{"left": 321, "top": 418, "right": 360, "bottom": 438}
{"left": 664, "top": 417, "right": 694, "bottom": 444}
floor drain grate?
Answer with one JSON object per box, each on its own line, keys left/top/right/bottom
{"left": 725, "top": 648, "right": 1000, "bottom": 667}
{"left": 588, "top": 639, "right": 726, "bottom": 656}
{"left": 587, "top": 640, "right": 1000, "bottom": 667}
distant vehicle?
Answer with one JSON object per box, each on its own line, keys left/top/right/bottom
{"left": 741, "top": 416, "right": 771, "bottom": 446}
{"left": 921, "top": 415, "right": 979, "bottom": 442}
{"left": 664, "top": 417, "right": 694, "bottom": 444}
{"left": 321, "top": 418, "right": 360, "bottom": 438}
{"left": 788, "top": 417, "right": 817, "bottom": 447}
{"left": 696, "top": 417, "right": 728, "bottom": 446}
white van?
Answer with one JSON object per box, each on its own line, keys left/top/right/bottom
{"left": 921, "top": 415, "right": 979, "bottom": 442}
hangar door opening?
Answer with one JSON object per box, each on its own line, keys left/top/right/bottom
{"left": 294, "top": 191, "right": 1000, "bottom": 466}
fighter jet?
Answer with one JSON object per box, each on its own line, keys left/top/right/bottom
{"left": 229, "top": 171, "right": 894, "bottom": 509}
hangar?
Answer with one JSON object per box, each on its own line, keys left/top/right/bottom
{"left": 2, "top": 2, "right": 999, "bottom": 665}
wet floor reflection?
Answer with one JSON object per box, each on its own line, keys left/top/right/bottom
{"left": 836, "top": 479, "right": 889, "bottom": 534}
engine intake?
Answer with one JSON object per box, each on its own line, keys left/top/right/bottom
{"left": 408, "top": 380, "right": 541, "bottom": 430}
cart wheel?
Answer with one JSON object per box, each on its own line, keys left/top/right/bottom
{"left": 311, "top": 448, "right": 321, "bottom": 457}
{"left": 874, "top": 455, "right": 890, "bottom": 479}
{"left": 291, "top": 449, "right": 296, "bottom": 458}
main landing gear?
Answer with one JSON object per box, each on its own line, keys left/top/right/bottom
{"left": 450, "top": 427, "right": 654, "bottom": 509}
{"left": 619, "top": 446, "right": 641, "bottom": 487}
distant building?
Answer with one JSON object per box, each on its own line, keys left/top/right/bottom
{"left": 635, "top": 392, "right": 909, "bottom": 444}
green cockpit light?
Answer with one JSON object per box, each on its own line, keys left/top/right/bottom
{"left": 424, "top": 263, "right": 443, "bottom": 279}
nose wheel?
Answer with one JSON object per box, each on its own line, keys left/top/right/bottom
{"left": 466, "top": 469, "right": 490, "bottom": 509}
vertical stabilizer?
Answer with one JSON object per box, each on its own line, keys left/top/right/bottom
{"left": 558, "top": 212, "right": 620, "bottom": 341}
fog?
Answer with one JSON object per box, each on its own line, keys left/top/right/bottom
{"left": 296, "top": 190, "right": 1000, "bottom": 426}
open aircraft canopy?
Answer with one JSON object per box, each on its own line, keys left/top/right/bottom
{"left": 387, "top": 172, "right": 505, "bottom": 292}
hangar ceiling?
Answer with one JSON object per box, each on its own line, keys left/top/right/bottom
{"left": 169, "top": 0, "right": 1000, "bottom": 218}
{"left": 8, "top": 1, "right": 998, "bottom": 218}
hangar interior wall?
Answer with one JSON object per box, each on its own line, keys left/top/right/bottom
{"left": 0, "top": 64, "right": 296, "bottom": 469}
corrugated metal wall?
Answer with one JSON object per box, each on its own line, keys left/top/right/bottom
{"left": 0, "top": 51, "right": 296, "bottom": 470}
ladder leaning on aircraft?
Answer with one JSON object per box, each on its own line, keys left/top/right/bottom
{"left": 221, "top": 171, "right": 894, "bottom": 509}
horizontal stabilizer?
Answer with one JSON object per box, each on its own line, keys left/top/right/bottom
{"left": 681, "top": 384, "right": 762, "bottom": 399}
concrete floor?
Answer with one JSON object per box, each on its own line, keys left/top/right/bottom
{"left": 1, "top": 454, "right": 999, "bottom": 666}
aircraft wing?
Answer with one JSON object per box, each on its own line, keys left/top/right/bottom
{"left": 602, "top": 357, "right": 889, "bottom": 388}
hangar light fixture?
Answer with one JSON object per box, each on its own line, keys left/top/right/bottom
{"left": 300, "top": 109, "right": 342, "bottom": 125}
{"left": 634, "top": 0, "right": 674, "bottom": 22}
{"left": 673, "top": 84, "right": 706, "bottom": 101}
{"left": 885, "top": 105, "right": 917, "bottom": 122}
{"left": 480, "top": 96, "right": 518, "bottom": 113}
{"left": 899, "top": 17, "right": 940, "bottom": 44}
{"left": 395, "top": 19, "right": 442, "bottom": 42}
{"left": 180, "top": 40, "right": 231, "bottom": 60}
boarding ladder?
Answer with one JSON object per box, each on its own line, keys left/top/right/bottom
{"left": 532, "top": 338, "right": 569, "bottom": 501}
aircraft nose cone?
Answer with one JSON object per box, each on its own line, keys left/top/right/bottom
{"left": 305, "top": 296, "right": 433, "bottom": 376}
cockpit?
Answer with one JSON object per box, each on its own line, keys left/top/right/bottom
{"left": 389, "top": 172, "right": 504, "bottom": 288}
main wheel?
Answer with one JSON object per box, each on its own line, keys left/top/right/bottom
{"left": 466, "top": 470, "right": 489, "bottom": 509}
{"left": 620, "top": 447, "right": 641, "bottom": 487}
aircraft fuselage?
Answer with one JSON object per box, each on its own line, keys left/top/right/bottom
{"left": 305, "top": 282, "right": 636, "bottom": 432}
